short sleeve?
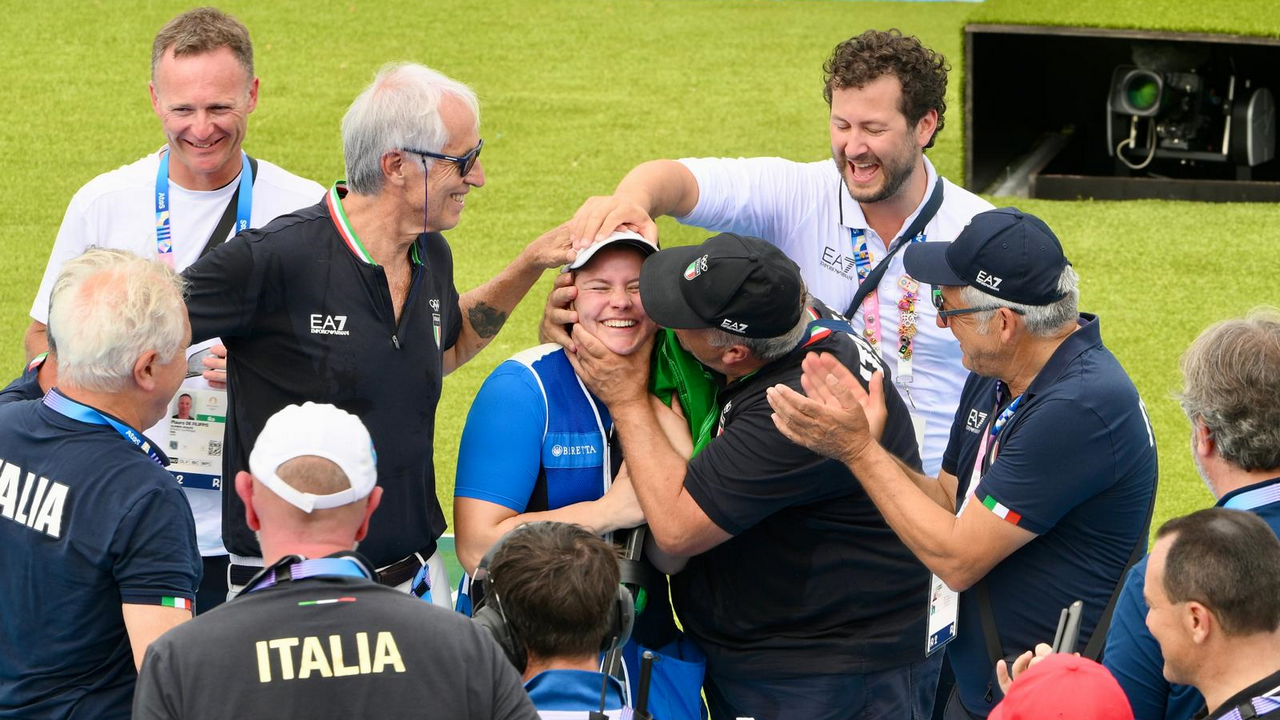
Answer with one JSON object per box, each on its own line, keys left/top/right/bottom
{"left": 132, "top": 639, "right": 182, "bottom": 720}
{"left": 183, "top": 235, "right": 263, "bottom": 345}
{"left": 454, "top": 362, "right": 547, "bottom": 512}
{"left": 30, "top": 191, "right": 97, "bottom": 323}
{"left": 973, "top": 399, "right": 1116, "bottom": 535}
{"left": 442, "top": 277, "right": 463, "bottom": 352}
{"left": 1103, "top": 557, "right": 1180, "bottom": 720}
{"left": 111, "top": 485, "right": 201, "bottom": 606}
{"left": 677, "top": 157, "right": 824, "bottom": 248}
{"left": 684, "top": 397, "right": 838, "bottom": 536}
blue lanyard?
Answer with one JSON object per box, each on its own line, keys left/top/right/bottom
{"left": 246, "top": 557, "right": 372, "bottom": 594}
{"left": 1222, "top": 482, "right": 1280, "bottom": 512}
{"left": 43, "top": 389, "right": 166, "bottom": 466}
{"left": 155, "top": 149, "right": 253, "bottom": 259}
{"left": 981, "top": 385, "right": 1024, "bottom": 473}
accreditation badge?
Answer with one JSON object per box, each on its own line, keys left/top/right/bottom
{"left": 926, "top": 573, "right": 960, "bottom": 656}
{"left": 166, "top": 388, "right": 225, "bottom": 491}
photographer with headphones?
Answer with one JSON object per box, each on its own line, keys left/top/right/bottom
{"left": 473, "top": 523, "right": 635, "bottom": 719}
{"left": 133, "top": 403, "right": 537, "bottom": 720}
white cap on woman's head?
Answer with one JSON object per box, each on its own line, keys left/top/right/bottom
{"left": 565, "top": 229, "right": 658, "bottom": 272}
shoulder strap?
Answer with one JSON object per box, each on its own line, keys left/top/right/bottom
{"left": 843, "top": 175, "right": 944, "bottom": 319}
{"left": 200, "top": 155, "right": 259, "bottom": 259}
{"left": 1082, "top": 474, "right": 1159, "bottom": 660}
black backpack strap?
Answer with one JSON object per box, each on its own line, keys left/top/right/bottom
{"left": 843, "top": 175, "right": 945, "bottom": 319}
{"left": 200, "top": 155, "right": 259, "bottom": 259}
{"left": 1082, "top": 473, "right": 1159, "bottom": 661}
{"left": 975, "top": 577, "right": 1004, "bottom": 704}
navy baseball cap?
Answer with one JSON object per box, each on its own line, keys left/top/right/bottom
{"left": 639, "top": 233, "right": 803, "bottom": 339}
{"left": 903, "top": 208, "right": 1071, "bottom": 306}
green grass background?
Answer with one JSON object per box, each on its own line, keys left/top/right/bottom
{"left": 2, "top": 0, "right": 1277, "bottom": 537}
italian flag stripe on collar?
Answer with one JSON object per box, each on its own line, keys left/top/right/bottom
{"left": 326, "top": 181, "right": 423, "bottom": 267}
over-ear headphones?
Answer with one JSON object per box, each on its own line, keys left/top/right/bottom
{"left": 471, "top": 523, "right": 636, "bottom": 672}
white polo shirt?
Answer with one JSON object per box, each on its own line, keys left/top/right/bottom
{"left": 677, "top": 155, "right": 993, "bottom": 475}
{"left": 31, "top": 150, "right": 325, "bottom": 556}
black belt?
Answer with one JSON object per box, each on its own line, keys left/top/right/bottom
{"left": 230, "top": 548, "right": 431, "bottom": 589}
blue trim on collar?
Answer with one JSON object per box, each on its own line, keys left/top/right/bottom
{"left": 524, "top": 669, "right": 626, "bottom": 712}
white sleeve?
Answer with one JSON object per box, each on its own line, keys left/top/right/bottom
{"left": 676, "top": 156, "right": 828, "bottom": 250}
{"left": 30, "top": 191, "right": 96, "bottom": 323}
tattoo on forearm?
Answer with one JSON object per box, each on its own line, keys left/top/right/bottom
{"left": 467, "top": 302, "right": 508, "bottom": 339}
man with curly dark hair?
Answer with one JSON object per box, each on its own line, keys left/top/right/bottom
{"left": 559, "top": 29, "right": 991, "bottom": 482}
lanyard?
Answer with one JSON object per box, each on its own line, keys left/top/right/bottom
{"left": 43, "top": 389, "right": 166, "bottom": 466}
{"left": 1222, "top": 482, "right": 1280, "bottom": 512}
{"left": 966, "top": 385, "right": 1024, "bottom": 498}
{"left": 155, "top": 149, "right": 253, "bottom": 266}
{"left": 246, "top": 556, "right": 372, "bottom": 594}
{"left": 849, "top": 228, "right": 928, "bottom": 385}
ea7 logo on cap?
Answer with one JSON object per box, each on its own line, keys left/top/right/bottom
{"left": 721, "top": 319, "right": 749, "bottom": 333}
{"left": 684, "top": 255, "right": 709, "bottom": 280}
{"left": 976, "top": 271, "right": 1003, "bottom": 291}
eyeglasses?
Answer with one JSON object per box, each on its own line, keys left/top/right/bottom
{"left": 931, "top": 286, "right": 1024, "bottom": 324}
{"left": 402, "top": 139, "right": 484, "bottom": 177}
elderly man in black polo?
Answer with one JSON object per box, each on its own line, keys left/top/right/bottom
{"left": 768, "top": 208, "right": 1158, "bottom": 719}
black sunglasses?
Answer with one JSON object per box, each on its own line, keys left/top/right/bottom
{"left": 931, "top": 286, "right": 1024, "bottom": 324}
{"left": 402, "top": 139, "right": 484, "bottom": 177}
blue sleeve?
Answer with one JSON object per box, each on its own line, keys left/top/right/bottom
{"left": 454, "top": 362, "right": 547, "bottom": 512}
{"left": 1104, "top": 557, "right": 1188, "bottom": 720}
{"left": 973, "top": 399, "right": 1116, "bottom": 535}
{"left": 113, "top": 485, "right": 201, "bottom": 606}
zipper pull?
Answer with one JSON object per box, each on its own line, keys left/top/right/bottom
{"left": 392, "top": 334, "right": 400, "bottom": 350}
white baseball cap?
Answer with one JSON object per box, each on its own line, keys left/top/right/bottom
{"left": 248, "top": 402, "right": 377, "bottom": 513}
{"left": 565, "top": 229, "right": 658, "bottom": 272}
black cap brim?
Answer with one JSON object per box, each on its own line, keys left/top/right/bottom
{"left": 639, "top": 245, "right": 714, "bottom": 330}
{"left": 903, "top": 242, "right": 968, "bottom": 287}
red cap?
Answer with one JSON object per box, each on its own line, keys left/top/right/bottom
{"left": 990, "top": 654, "right": 1134, "bottom": 720}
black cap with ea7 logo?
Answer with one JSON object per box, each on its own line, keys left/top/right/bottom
{"left": 903, "top": 207, "right": 1071, "bottom": 306}
{"left": 638, "top": 233, "right": 803, "bottom": 339}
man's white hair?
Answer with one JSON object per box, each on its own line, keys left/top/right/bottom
{"left": 962, "top": 265, "right": 1079, "bottom": 337}
{"left": 47, "top": 249, "right": 188, "bottom": 392}
{"left": 341, "top": 62, "right": 480, "bottom": 195}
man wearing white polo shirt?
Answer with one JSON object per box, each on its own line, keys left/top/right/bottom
{"left": 564, "top": 28, "right": 991, "bottom": 475}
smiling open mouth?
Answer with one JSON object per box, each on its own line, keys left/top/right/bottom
{"left": 849, "top": 160, "right": 880, "bottom": 183}
{"left": 601, "top": 319, "right": 637, "bottom": 328}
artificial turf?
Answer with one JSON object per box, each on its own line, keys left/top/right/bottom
{"left": 2, "top": 0, "right": 1276, "bottom": 535}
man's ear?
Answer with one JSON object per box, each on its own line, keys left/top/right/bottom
{"left": 1186, "top": 601, "right": 1214, "bottom": 645}
{"left": 1193, "top": 418, "right": 1215, "bottom": 460}
{"left": 236, "top": 471, "right": 261, "bottom": 532}
{"left": 914, "top": 108, "right": 939, "bottom": 150}
{"left": 380, "top": 151, "right": 414, "bottom": 188}
{"left": 354, "top": 486, "right": 383, "bottom": 542}
{"left": 719, "top": 343, "right": 751, "bottom": 369}
{"left": 133, "top": 350, "right": 162, "bottom": 392}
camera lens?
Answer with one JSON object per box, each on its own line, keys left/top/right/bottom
{"left": 1125, "top": 72, "right": 1162, "bottom": 112}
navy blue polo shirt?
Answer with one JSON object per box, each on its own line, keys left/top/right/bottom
{"left": 0, "top": 353, "right": 47, "bottom": 406}
{"left": 184, "top": 185, "right": 463, "bottom": 566}
{"left": 1105, "top": 477, "right": 1280, "bottom": 720}
{"left": 942, "top": 315, "right": 1158, "bottom": 717}
{"left": 0, "top": 390, "right": 200, "bottom": 720}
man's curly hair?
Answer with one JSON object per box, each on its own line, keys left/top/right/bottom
{"left": 823, "top": 29, "right": 950, "bottom": 150}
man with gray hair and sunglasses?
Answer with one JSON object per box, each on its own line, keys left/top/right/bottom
{"left": 768, "top": 208, "right": 1158, "bottom": 718}
{"left": 183, "top": 62, "right": 574, "bottom": 606}
{"left": 0, "top": 248, "right": 201, "bottom": 720}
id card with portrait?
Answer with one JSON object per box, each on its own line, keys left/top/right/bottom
{"left": 166, "top": 388, "right": 225, "bottom": 492}
{"left": 926, "top": 573, "right": 959, "bottom": 655}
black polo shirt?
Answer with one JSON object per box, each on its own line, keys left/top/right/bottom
{"left": 670, "top": 303, "right": 930, "bottom": 681}
{"left": 184, "top": 185, "right": 462, "bottom": 566}
{"left": 942, "top": 315, "right": 1158, "bottom": 717}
